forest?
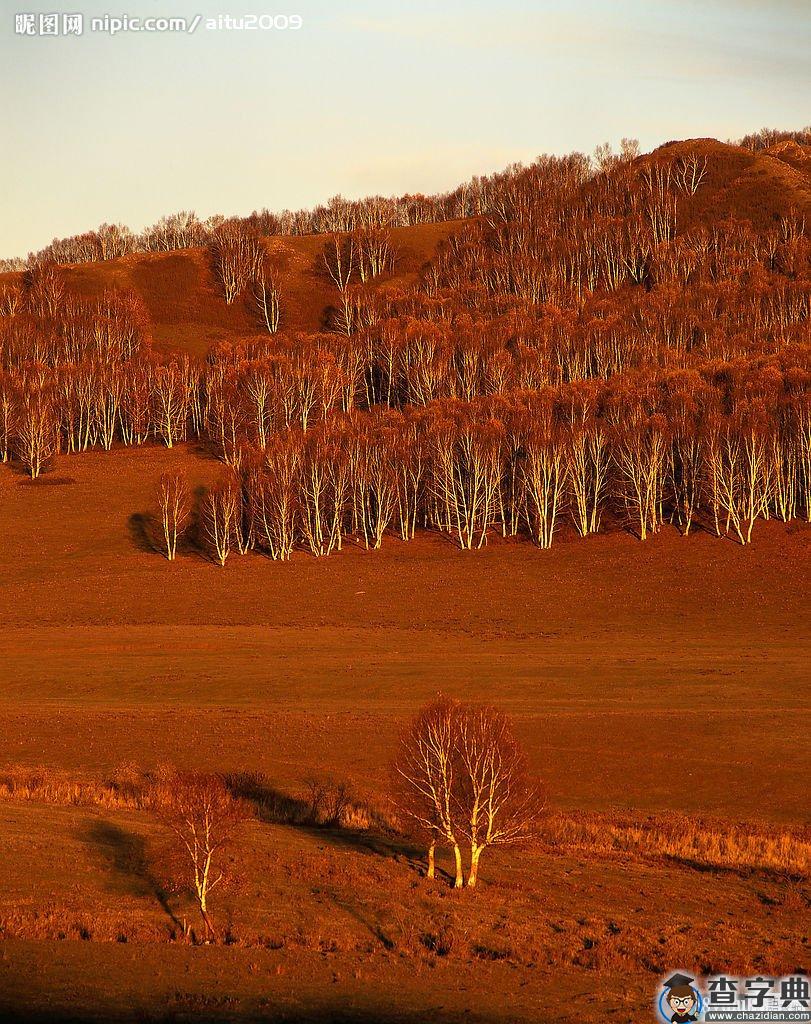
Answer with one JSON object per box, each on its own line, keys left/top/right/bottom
{"left": 0, "top": 129, "right": 809, "bottom": 563}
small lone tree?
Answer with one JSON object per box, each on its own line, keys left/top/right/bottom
{"left": 153, "top": 770, "right": 247, "bottom": 942}
{"left": 155, "top": 469, "right": 190, "bottom": 560}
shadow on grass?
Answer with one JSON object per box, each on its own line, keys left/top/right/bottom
{"left": 127, "top": 513, "right": 157, "bottom": 555}
{"left": 16, "top": 475, "right": 76, "bottom": 487}
{"left": 224, "top": 774, "right": 425, "bottom": 868}
{"left": 82, "top": 819, "right": 180, "bottom": 928}
{"left": 128, "top": 511, "right": 207, "bottom": 562}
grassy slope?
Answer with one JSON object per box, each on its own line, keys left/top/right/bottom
{"left": 653, "top": 138, "right": 811, "bottom": 229}
{"left": 0, "top": 443, "right": 808, "bottom": 823}
{"left": 0, "top": 799, "right": 806, "bottom": 1024}
{"left": 18, "top": 220, "right": 461, "bottom": 356}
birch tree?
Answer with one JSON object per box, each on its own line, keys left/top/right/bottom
{"left": 393, "top": 697, "right": 466, "bottom": 887}
{"left": 153, "top": 771, "right": 247, "bottom": 942}
{"left": 156, "top": 469, "right": 190, "bottom": 561}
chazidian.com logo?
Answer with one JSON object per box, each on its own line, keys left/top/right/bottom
{"left": 656, "top": 972, "right": 810, "bottom": 1022}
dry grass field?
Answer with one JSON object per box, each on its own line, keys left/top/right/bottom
{"left": 0, "top": 440, "right": 808, "bottom": 1022}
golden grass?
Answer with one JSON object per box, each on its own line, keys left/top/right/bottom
{"left": 0, "top": 765, "right": 807, "bottom": 879}
{"left": 0, "top": 764, "right": 148, "bottom": 811}
{"left": 541, "top": 810, "right": 810, "bottom": 878}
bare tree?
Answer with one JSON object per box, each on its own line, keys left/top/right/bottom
{"left": 152, "top": 770, "right": 247, "bottom": 942}
{"left": 674, "top": 152, "right": 709, "bottom": 196}
{"left": 0, "top": 373, "right": 17, "bottom": 463}
{"left": 156, "top": 469, "right": 190, "bottom": 560}
{"left": 0, "top": 283, "right": 23, "bottom": 317}
{"left": 151, "top": 361, "right": 189, "bottom": 448}
{"left": 518, "top": 404, "right": 568, "bottom": 548}
{"left": 202, "top": 472, "right": 241, "bottom": 566}
{"left": 26, "top": 263, "right": 65, "bottom": 318}
{"left": 393, "top": 698, "right": 543, "bottom": 888}
{"left": 612, "top": 409, "right": 667, "bottom": 541}
{"left": 249, "top": 434, "right": 300, "bottom": 560}
{"left": 392, "top": 697, "right": 466, "bottom": 887}
{"left": 323, "top": 233, "right": 356, "bottom": 335}
{"left": 454, "top": 704, "right": 545, "bottom": 886}
{"left": 252, "top": 268, "right": 282, "bottom": 334}
{"left": 210, "top": 224, "right": 264, "bottom": 304}
{"left": 15, "top": 384, "right": 57, "bottom": 479}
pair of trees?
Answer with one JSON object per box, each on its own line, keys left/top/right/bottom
{"left": 208, "top": 223, "right": 283, "bottom": 333}
{"left": 393, "top": 698, "right": 544, "bottom": 888}
{"left": 154, "top": 467, "right": 253, "bottom": 565}
{"left": 155, "top": 471, "right": 191, "bottom": 560}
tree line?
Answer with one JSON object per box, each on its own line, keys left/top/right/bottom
{"left": 4, "top": 125, "right": 805, "bottom": 272}
{"left": 149, "top": 361, "right": 809, "bottom": 564}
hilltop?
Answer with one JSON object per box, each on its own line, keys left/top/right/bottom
{"left": 2, "top": 138, "right": 810, "bottom": 361}
{"left": 0, "top": 220, "right": 458, "bottom": 355}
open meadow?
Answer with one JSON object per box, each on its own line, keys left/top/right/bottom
{"left": 0, "top": 440, "right": 808, "bottom": 1022}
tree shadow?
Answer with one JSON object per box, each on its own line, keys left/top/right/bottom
{"left": 16, "top": 475, "right": 76, "bottom": 487}
{"left": 224, "top": 774, "right": 424, "bottom": 867}
{"left": 127, "top": 512, "right": 157, "bottom": 554}
{"left": 82, "top": 819, "right": 180, "bottom": 928}
{"left": 225, "top": 772, "right": 312, "bottom": 825}
{"left": 188, "top": 438, "right": 223, "bottom": 463}
{"left": 303, "top": 825, "right": 424, "bottom": 866}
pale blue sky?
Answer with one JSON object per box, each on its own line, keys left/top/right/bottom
{"left": 2, "top": 0, "right": 809, "bottom": 257}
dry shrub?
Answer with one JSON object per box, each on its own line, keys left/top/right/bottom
{"left": 304, "top": 776, "right": 353, "bottom": 827}
{"left": 420, "top": 920, "right": 456, "bottom": 957}
{"left": 471, "top": 941, "right": 513, "bottom": 961}
{"left": 0, "top": 906, "right": 169, "bottom": 944}
{"left": 292, "top": 922, "right": 358, "bottom": 955}
{"left": 0, "top": 764, "right": 150, "bottom": 810}
{"left": 224, "top": 770, "right": 396, "bottom": 832}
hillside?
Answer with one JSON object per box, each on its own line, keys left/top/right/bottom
{"left": 2, "top": 139, "right": 810, "bottom": 363}
{"left": 652, "top": 137, "right": 811, "bottom": 230}
{"left": 3, "top": 220, "right": 460, "bottom": 356}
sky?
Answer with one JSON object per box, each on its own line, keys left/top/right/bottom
{"left": 2, "top": 0, "right": 810, "bottom": 259}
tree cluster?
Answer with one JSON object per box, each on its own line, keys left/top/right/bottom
{"left": 392, "top": 697, "right": 544, "bottom": 887}
{"left": 148, "top": 355, "right": 808, "bottom": 565}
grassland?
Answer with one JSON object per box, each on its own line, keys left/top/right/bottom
{"left": 0, "top": 440, "right": 808, "bottom": 1022}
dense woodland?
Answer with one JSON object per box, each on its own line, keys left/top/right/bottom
{"left": 0, "top": 129, "right": 809, "bottom": 560}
